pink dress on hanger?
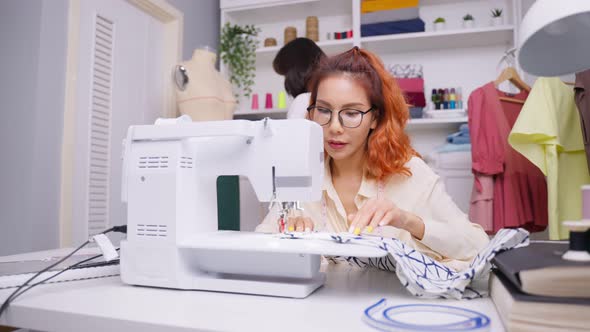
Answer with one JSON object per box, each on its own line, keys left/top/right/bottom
{"left": 468, "top": 82, "right": 547, "bottom": 233}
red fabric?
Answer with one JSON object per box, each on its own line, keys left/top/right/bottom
{"left": 396, "top": 78, "right": 424, "bottom": 93}
{"left": 468, "top": 82, "right": 548, "bottom": 233}
{"left": 404, "top": 91, "right": 426, "bottom": 107}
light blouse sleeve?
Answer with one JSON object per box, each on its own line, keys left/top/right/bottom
{"left": 287, "top": 92, "right": 311, "bottom": 119}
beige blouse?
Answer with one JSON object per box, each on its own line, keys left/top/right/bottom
{"left": 255, "top": 156, "right": 490, "bottom": 271}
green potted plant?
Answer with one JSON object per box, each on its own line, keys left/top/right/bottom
{"left": 491, "top": 8, "right": 504, "bottom": 26}
{"left": 219, "top": 23, "right": 259, "bottom": 101}
{"left": 433, "top": 17, "right": 446, "bottom": 31}
{"left": 462, "top": 14, "right": 475, "bottom": 28}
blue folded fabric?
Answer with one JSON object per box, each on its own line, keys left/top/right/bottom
{"left": 446, "top": 123, "right": 471, "bottom": 144}
{"left": 448, "top": 136, "right": 471, "bottom": 145}
{"left": 436, "top": 143, "right": 472, "bottom": 153}
{"left": 361, "top": 18, "right": 425, "bottom": 37}
{"left": 459, "top": 123, "right": 469, "bottom": 135}
{"left": 446, "top": 131, "right": 470, "bottom": 144}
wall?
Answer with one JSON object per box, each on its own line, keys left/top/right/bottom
{"left": 167, "top": 0, "right": 221, "bottom": 62}
{"left": 0, "top": 0, "right": 220, "bottom": 256}
{"left": 0, "top": 0, "right": 68, "bottom": 256}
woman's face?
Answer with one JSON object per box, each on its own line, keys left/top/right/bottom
{"left": 311, "top": 74, "right": 376, "bottom": 162}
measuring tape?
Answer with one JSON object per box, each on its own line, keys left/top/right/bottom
{"left": 363, "top": 299, "right": 491, "bottom": 332}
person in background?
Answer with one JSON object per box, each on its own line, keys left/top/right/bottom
{"left": 257, "top": 47, "right": 489, "bottom": 271}
{"left": 272, "top": 38, "right": 326, "bottom": 119}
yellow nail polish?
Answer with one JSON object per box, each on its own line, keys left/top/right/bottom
{"left": 288, "top": 226, "right": 294, "bottom": 232}
{"left": 366, "top": 226, "right": 373, "bottom": 233}
{"left": 354, "top": 227, "right": 361, "bottom": 235}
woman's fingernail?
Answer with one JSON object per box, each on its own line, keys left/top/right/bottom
{"left": 379, "top": 221, "right": 387, "bottom": 227}
{"left": 288, "top": 226, "right": 294, "bottom": 232}
{"left": 305, "top": 227, "right": 311, "bottom": 233}
{"left": 366, "top": 226, "right": 373, "bottom": 233}
{"left": 348, "top": 226, "right": 355, "bottom": 233}
{"left": 354, "top": 227, "right": 361, "bottom": 235}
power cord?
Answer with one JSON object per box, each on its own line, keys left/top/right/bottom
{"left": 0, "top": 225, "right": 127, "bottom": 319}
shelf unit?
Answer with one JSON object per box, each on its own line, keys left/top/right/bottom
{"left": 220, "top": 0, "right": 527, "bottom": 223}
{"left": 222, "top": 0, "right": 521, "bottom": 134}
{"left": 360, "top": 25, "right": 514, "bottom": 54}
{"left": 407, "top": 116, "right": 468, "bottom": 128}
{"left": 257, "top": 38, "right": 354, "bottom": 54}
{"left": 256, "top": 38, "right": 354, "bottom": 60}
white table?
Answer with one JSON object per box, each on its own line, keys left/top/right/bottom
{"left": 0, "top": 248, "right": 504, "bottom": 332}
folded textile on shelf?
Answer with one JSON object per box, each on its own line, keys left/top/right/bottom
{"left": 447, "top": 123, "right": 471, "bottom": 144}
{"left": 361, "top": 7, "right": 419, "bottom": 25}
{"left": 436, "top": 143, "right": 472, "bottom": 153}
{"left": 361, "top": 18, "right": 425, "bottom": 37}
{"left": 396, "top": 77, "right": 424, "bottom": 93}
{"left": 361, "top": 0, "right": 419, "bottom": 13}
{"left": 404, "top": 91, "right": 426, "bottom": 107}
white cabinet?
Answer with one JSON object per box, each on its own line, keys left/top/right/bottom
{"left": 427, "top": 150, "right": 474, "bottom": 213}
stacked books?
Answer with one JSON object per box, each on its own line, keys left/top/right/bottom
{"left": 490, "top": 242, "right": 590, "bottom": 331}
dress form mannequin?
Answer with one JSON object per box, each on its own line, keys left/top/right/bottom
{"left": 175, "top": 48, "right": 236, "bottom": 121}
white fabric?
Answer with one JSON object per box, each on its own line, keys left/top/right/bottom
{"left": 278, "top": 228, "right": 529, "bottom": 299}
{"left": 257, "top": 157, "right": 490, "bottom": 271}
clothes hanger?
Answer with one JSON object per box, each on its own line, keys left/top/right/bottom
{"left": 494, "top": 67, "right": 531, "bottom": 93}
{"left": 494, "top": 49, "right": 530, "bottom": 104}
{"left": 495, "top": 68, "right": 528, "bottom": 104}
{"left": 498, "top": 95, "right": 525, "bottom": 104}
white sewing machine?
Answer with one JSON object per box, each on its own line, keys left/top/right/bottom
{"left": 119, "top": 118, "right": 386, "bottom": 298}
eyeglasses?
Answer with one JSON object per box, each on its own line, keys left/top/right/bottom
{"left": 306, "top": 105, "right": 374, "bottom": 128}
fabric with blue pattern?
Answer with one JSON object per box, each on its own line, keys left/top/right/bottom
{"left": 279, "top": 228, "right": 529, "bottom": 299}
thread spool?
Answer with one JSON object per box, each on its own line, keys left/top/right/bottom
{"left": 306, "top": 16, "right": 319, "bottom": 41}
{"left": 284, "top": 27, "right": 297, "bottom": 45}
{"left": 264, "top": 38, "right": 277, "bottom": 47}
{"left": 561, "top": 220, "right": 590, "bottom": 262}
{"left": 277, "top": 91, "right": 287, "bottom": 109}
{"left": 251, "top": 93, "right": 259, "bottom": 110}
{"left": 265, "top": 93, "right": 273, "bottom": 109}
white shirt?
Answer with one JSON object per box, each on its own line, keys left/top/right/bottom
{"left": 256, "top": 156, "right": 490, "bottom": 271}
{"left": 287, "top": 92, "right": 311, "bottom": 119}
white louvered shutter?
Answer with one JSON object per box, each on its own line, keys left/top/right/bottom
{"left": 87, "top": 15, "right": 114, "bottom": 235}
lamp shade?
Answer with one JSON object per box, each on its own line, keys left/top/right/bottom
{"left": 518, "top": 0, "right": 590, "bottom": 76}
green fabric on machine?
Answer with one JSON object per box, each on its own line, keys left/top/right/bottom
{"left": 217, "top": 176, "right": 240, "bottom": 231}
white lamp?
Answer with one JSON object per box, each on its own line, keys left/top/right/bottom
{"left": 518, "top": 0, "right": 590, "bottom": 76}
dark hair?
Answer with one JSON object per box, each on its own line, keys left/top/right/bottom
{"left": 273, "top": 38, "right": 326, "bottom": 97}
{"left": 308, "top": 47, "right": 416, "bottom": 179}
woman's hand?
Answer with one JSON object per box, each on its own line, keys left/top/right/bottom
{"left": 348, "top": 197, "right": 425, "bottom": 240}
{"left": 286, "top": 216, "right": 315, "bottom": 233}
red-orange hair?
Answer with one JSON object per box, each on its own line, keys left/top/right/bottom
{"left": 308, "top": 47, "right": 417, "bottom": 180}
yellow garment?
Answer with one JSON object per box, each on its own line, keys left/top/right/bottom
{"left": 508, "top": 78, "right": 590, "bottom": 240}
{"left": 361, "top": 0, "right": 419, "bottom": 13}
{"left": 256, "top": 156, "right": 489, "bottom": 271}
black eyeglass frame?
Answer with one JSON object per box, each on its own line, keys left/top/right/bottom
{"left": 306, "top": 105, "right": 374, "bottom": 128}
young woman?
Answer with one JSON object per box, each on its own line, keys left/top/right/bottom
{"left": 257, "top": 47, "right": 489, "bottom": 271}
{"left": 272, "top": 38, "right": 326, "bottom": 119}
